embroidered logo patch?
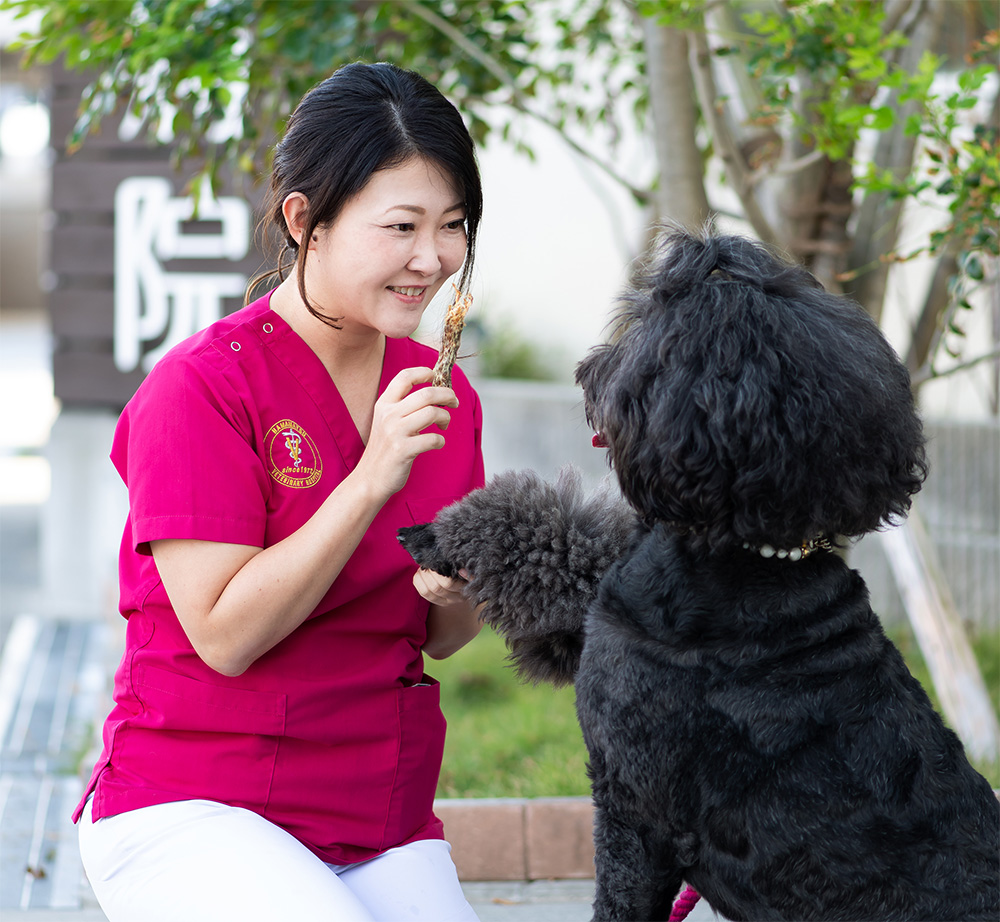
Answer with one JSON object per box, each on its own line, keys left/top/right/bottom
{"left": 266, "top": 419, "right": 322, "bottom": 488}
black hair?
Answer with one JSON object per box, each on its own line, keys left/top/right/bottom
{"left": 249, "top": 62, "right": 482, "bottom": 324}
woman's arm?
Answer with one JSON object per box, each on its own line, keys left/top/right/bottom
{"left": 150, "top": 471, "right": 381, "bottom": 676}
{"left": 152, "top": 367, "right": 457, "bottom": 677}
{"left": 414, "top": 568, "right": 484, "bottom": 659}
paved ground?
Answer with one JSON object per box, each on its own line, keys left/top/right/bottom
{"left": 0, "top": 882, "right": 605, "bottom": 922}
{"left": 0, "top": 615, "right": 109, "bottom": 914}
{"left": 0, "top": 881, "right": 725, "bottom": 921}
{"left": 0, "top": 881, "right": 600, "bottom": 922}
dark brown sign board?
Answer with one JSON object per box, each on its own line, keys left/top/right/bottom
{"left": 49, "top": 65, "right": 270, "bottom": 410}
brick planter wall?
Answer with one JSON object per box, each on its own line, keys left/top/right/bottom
{"left": 435, "top": 797, "right": 596, "bottom": 881}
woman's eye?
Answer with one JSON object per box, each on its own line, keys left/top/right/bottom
{"left": 389, "top": 222, "right": 416, "bottom": 232}
{"left": 445, "top": 219, "right": 467, "bottom": 231}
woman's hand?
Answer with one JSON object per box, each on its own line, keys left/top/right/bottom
{"left": 416, "top": 568, "right": 483, "bottom": 660}
{"left": 356, "top": 367, "right": 458, "bottom": 501}
{"left": 413, "top": 567, "right": 468, "bottom": 607}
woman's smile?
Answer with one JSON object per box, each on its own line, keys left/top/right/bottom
{"left": 388, "top": 285, "right": 430, "bottom": 302}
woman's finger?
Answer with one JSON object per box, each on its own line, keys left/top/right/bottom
{"left": 381, "top": 368, "right": 458, "bottom": 410}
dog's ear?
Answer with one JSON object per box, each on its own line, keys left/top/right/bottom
{"left": 397, "top": 524, "right": 462, "bottom": 580}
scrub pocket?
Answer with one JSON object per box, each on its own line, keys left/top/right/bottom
{"left": 128, "top": 664, "right": 287, "bottom": 811}
{"left": 133, "top": 664, "right": 287, "bottom": 735}
{"left": 405, "top": 496, "right": 463, "bottom": 528}
{"left": 381, "top": 676, "right": 447, "bottom": 850}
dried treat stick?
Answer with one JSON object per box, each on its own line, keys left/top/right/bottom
{"left": 432, "top": 284, "right": 473, "bottom": 388}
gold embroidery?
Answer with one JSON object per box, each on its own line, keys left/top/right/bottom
{"left": 266, "top": 419, "right": 322, "bottom": 488}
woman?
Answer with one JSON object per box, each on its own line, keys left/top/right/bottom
{"left": 75, "top": 62, "right": 486, "bottom": 922}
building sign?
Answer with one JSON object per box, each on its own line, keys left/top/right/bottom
{"left": 48, "top": 65, "right": 265, "bottom": 409}
{"left": 113, "top": 177, "right": 251, "bottom": 373}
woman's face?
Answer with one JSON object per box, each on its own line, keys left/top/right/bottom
{"left": 297, "top": 157, "right": 468, "bottom": 339}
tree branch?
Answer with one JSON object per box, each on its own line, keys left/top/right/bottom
{"left": 748, "top": 148, "right": 827, "bottom": 187}
{"left": 881, "top": 0, "right": 921, "bottom": 66}
{"left": 401, "top": 0, "right": 651, "bottom": 205}
{"left": 845, "top": 0, "right": 941, "bottom": 321}
{"left": 905, "top": 244, "right": 961, "bottom": 376}
{"left": 882, "top": 0, "right": 915, "bottom": 35}
{"left": 686, "top": 23, "right": 781, "bottom": 246}
{"left": 911, "top": 345, "right": 1000, "bottom": 388}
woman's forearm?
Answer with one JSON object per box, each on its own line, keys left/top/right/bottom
{"left": 423, "top": 597, "right": 484, "bottom": 660}
{"left": 152, "top": 471, "right": 386, "bottom": 676}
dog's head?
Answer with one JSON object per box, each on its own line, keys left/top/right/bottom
{"left": 576, "top": 227, "right": 927, "bottom": 553}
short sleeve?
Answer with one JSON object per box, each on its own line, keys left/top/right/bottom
{"left": 112, "top": 350, "right": 269, "bottom": 552}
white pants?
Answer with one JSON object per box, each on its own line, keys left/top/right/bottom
{"left": 79, "top": 797, "right": 480, "bottom": 922}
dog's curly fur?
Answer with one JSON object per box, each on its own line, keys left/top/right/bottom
{"left": 399, "top": 228, "right": 1000, "bottom": 922}
{"left": 399, "top": 466, "right": 635, "bottom": 685}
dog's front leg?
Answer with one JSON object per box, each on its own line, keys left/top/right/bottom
{"left": 590, "top": 800, "right": 683, "bottom": 922}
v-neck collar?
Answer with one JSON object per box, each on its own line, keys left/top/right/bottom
{"left": 253, "top": 299, "right": 395, "bottom": 472}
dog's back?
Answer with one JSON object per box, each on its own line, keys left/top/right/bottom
{"left": 576, "top": 527, "right": 1000, "bottom": 922}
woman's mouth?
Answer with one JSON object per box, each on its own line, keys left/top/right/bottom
{"left": 388, "top": 286, "right": 427, "bottom": 299}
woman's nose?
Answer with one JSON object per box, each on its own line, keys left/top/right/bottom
{"left": 407, "top": 232, "right": 443, "bottom": 275}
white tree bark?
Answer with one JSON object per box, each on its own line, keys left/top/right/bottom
{"left": 641, "top": 17, "right": 711, "bottom": 231}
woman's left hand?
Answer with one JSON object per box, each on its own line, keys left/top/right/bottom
{"left": 413, "top": 567, "right": 467, "bottom": 607}
{"left": 416, "top": 568, "right": 483, "bottom": 659}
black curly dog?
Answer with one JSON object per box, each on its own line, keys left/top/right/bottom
{"left": 399, "top": 228, "right": 999, "bottom": 922}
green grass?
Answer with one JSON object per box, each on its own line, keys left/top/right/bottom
{"left": 434, "top": 628, "right": 589, "bottom": 798}
{"left": 433, "top": 623, "right": 1000, "bottom": 798}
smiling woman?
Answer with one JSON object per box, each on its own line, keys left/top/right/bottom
{"left": 256, "top": 61, "right": 482, "bottom": 332}
{"left": 74, "top": 62, "right": 488, "bottom": 922}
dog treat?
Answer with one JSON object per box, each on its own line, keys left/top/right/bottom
{"left": 431, "top": 284, "right": 473, "bottom": 388}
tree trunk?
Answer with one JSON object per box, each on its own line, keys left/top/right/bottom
{"left": 686, "top": 24, "right": 780, "bottom": 246}
{"left": 906, "top": 244, "right": 962, "bottom": 379}
{"left": 703, "top": 1, "right": 793, "bottom": 242}
{"left": 641, "top": 18, "right": 711, "bottom": 231}
{"left": 756, "top": 110, "right": 829, "bottom": 261}
{"left": 803, "top": 157, "right": 855, "bottom": 292}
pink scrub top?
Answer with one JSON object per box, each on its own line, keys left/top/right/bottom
{"left": 73, "top": 291, "right": 485, "bottom": 865}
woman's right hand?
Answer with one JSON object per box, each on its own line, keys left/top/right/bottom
{"left": 355, "top": 366, "right": 458, "bottom": 500}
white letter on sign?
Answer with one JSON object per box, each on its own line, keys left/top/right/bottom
{"left": 114, "top": 176, "right": 250, "bottom": 373}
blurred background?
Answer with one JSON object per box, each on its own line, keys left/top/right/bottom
{"left": 0, "top": 0, "right": 997, "bottom": 913}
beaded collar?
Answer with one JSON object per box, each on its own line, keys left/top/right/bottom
{"left": 742, "top": 536, "right": 834, "bottom": 561}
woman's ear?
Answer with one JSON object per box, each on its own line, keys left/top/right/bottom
{"left": 281, "top": 192, "right": 311, "bottom": 247}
